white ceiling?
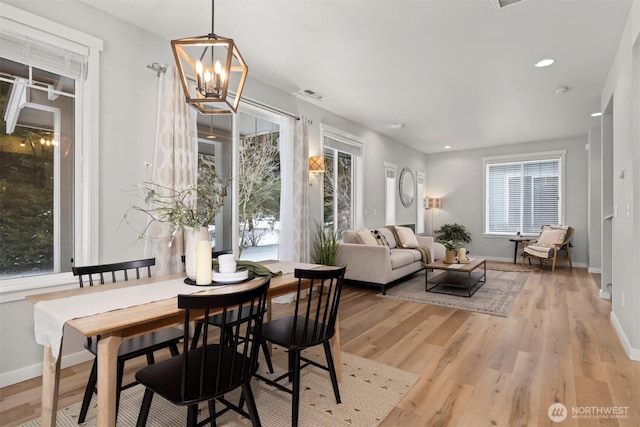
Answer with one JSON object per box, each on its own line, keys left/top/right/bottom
{"left": 80, "top": 0, "right": 633, "bottom": 154}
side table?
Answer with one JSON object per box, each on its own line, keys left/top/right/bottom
{"left": 509, "top": 237, "right": 531, "bottom": 264}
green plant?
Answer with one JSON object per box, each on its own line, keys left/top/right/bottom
{"left": 311, "top": 223, "right": 340, "bottom": 266}
{"left": 126, "top": 162, "right": 228, "bottom": 245}
{"left": 441, "top": 239, "right": 457, "bottom": 251}
{"left": 434, "top": 223, "right": 471, "bottom": 248}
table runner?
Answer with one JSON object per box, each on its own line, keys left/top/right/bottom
{"left": 34, "top": 278, "right": 225, "bottom": 361}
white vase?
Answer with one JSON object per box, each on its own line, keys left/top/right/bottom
{"left": 184, "top": 226, "right": 209, "bottom": 280}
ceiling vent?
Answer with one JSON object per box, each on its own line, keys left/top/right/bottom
{"left": 493, "top": 0, "right": 527, "bottom": 9}
{"left": 301, "top": 89, "right": 324, "bottom": 101}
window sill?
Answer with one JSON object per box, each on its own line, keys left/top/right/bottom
{"left": 0, "top": 273, "right": 77, "bottom": 303}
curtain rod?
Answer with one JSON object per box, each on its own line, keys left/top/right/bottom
{"left": 147, "top": 62, "right": 167, "bottom": 77}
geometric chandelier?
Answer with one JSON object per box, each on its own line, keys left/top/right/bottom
{"left": 171, "top": 0, "right": 248, "bottom": 115}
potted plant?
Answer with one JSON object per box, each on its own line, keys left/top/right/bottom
{"left": 311, "top": 223, "right": 340, "bottom": 266}
{"left": 434, "top": 223, "right": 471, "bottom": 264}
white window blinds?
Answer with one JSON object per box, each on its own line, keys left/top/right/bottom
{"left": 0, "top": 29, "right": 88, "bottom": 80}
{"left": 485, "top": 152, "right": 564, "bottom": 235}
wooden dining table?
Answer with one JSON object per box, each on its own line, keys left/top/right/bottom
{"left": 27, "top": 262, "right": 342, "bottom": 427}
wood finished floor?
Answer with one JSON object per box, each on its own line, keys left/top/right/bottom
{"left": 1, "top": 267, "right": 639, "bottom": 426}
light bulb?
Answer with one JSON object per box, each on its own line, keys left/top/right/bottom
{"left": 196, "top": 60, "right": 203, "bottom": 74}
{"left": 214, "top": 60, "right": 222, "bottom": 75}
{"left": 40, "top": 138, "right": 45, "bottom": 145}
{"left": 204, "top": 70, "right": 211, "bottom": 83}
{"left": 220, "top": 69, "right": 226, "bottom": 83}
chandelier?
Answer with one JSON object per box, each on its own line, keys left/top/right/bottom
{"left": 171, "top": 0, "right": 248, "bottom": 115}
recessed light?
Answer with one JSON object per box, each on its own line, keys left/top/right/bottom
{"left": 444, "top": 145, "right": 451, "bottom": 149}
{"left": 389, "top": 123, "right": 405, "bottom": 129}
{"left": 590, "top": 112, "right": 602, "bottom": 117}
{"left": 534, "top": 59, "right": 555, "bottom": 68}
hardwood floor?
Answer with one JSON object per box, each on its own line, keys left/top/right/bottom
{"left": 1, "top": 267, "right": 639, "bottom": 426}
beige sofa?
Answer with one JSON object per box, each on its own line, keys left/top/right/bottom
{"left": 336, "top": 226, "right": 445, "bottom": 294}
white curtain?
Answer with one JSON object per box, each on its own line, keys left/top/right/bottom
{"left": 292, "top": 116, "right": 310, "bottom": 262}
{"left": 278, "top": 115, "right": 310, "bottom": 262}
{"left": 144, "top": 66, "right": 196, "bottom": 275}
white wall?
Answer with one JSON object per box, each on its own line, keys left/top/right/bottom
{"left": 600, "top": 0, "right": 640, "bottom": 360}
{"left": 425, "top": 136, "right": 590, "bottom": 265}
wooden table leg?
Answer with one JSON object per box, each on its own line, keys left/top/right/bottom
{"left": 40, "top": 343, "right": 62, "bottom": 427}
{"left": 97, "top": 335, "right": 123, "bottom": 427}
{"left": 332, "top": 312, "right": 342, "bottom": 382}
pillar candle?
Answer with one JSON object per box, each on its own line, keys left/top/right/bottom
{"left": 195, "top": 240, "right": 212, "bottom": 285}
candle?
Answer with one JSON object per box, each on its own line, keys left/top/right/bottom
{"left": 195, "top": 240, "right": 212, "bottom": 285}
{"left": 458, "top": 248, "right": 467, "bottom": 262}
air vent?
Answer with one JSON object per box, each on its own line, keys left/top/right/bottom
{"left": 302, "top": 89, "right": 324, "bottom": 101}
{"left": 493, "top": 0, "right": 526, "bottom": 9}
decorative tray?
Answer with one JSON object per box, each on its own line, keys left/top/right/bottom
{"left": 184, "top": 269, "right": 254, "bottom": 286}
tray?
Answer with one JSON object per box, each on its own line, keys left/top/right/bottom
{"left": 184, "top": 271, "right": 255, "bottom": 286}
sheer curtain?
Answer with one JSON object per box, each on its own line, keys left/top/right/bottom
{"left": 144, "top": 66, "right": 196, "bottom": 275}
{"left": 293, "top": 117, "right": 311, "bottom": 262}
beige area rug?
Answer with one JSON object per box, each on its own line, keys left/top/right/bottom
{"left": 381, "top": 270, "right": 525, "bottom": 317}
{"left": 20, "top": 349, "right": 418, "bottom": 427}
{"left": 485, "top": 260, "right": 541, "bottom": 272}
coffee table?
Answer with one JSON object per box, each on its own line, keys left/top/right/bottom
{"left": 424, "top": 258, "right": 486, "bottom": 297}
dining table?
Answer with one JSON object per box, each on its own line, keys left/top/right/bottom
{"left": 27, "top": 261, "right": 342, "bottom": 427}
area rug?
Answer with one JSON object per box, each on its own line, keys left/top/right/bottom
{"left": 485, "top": 260, "right": 541, "bottom": 272}
{"left": 380, "top": 271, "right": 525, "bottom": 317}
{"left": 19, "top": 349, "right": 418, "bottom": 427}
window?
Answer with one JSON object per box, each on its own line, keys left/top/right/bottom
{"left": 384, "top": 163, "right": 397, "bottom": 226}
{"left": 322, "top": 125, "right": 364, "bottom": 234}
{"left": 237, "top": 108, "right": 281, "bottom": 260}
{"left": 0, "top": 5, "right": 102, "bottom": 292}
{"left": 484, "top": 151, "right": 566, "bottom": 235}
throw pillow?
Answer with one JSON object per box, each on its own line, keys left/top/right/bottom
{"left": 376, "top": 227, "right": 397, "bottom": 248}
{"left": 356, "top": 228, "right": 378, "bottom": 246}
{"left": 371, "top": 229, "right": 390, "bottom": 246}
{"left": 537, "top": 228, "right": 566, "bottom": 246}
{"left": 395, "top": 226, "right": 419, "bottom": 248}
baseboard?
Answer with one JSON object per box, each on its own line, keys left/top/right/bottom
{"left": 0, "top": 350, "right": 93, "bottom": 388}
{"left": 610, "top": 311, "right": 640, "bottom": 361}
{"left": 588, "top": 267, "right": 602, "bottom": 274}
{"left": 599, "top": 289, "right": 611, "bottom": 300}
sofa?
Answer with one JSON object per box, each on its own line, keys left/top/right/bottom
{"left": 336, "top": 226, "right": 446, "bottom": 294}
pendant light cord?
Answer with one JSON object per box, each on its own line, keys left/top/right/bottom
{"left": 211, "top": 0, "right": 215, "bottom": 35}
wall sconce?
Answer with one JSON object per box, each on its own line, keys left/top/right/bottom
{"left": 309, "top": 156, "right": 325, "bottom": 173}
{"left": 426, "top": 197, "right": 442, "bottom": 209}
{"left": 425, "top": 197, "right": 442, "bottom": 235}
{"left": 309, "top": 155, "right": 325, "bottom": 185}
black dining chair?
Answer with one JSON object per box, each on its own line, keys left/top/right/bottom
{"left": 255, "top": 266, "right": 346, "bottom": 427}
{"left": 72, "top": 258, "right": 183, "bottom": 424}
{"left": 135, "top": 276, "right": 271, "bottom": 427}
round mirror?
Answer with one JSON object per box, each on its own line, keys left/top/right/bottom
{"left": 399, "top": 167, "right": 415, "bottom": 207}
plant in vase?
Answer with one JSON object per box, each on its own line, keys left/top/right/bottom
{"left": 126, "top": 162, "right": 229, "bottom": 279}
{"left": 440, "top": 239, "right": 459, "bottom": 264}
{"left": 435, "top": 223, "right": 472, "bottom": 264}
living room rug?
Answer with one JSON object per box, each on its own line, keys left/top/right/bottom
{"left": 380, "top": 271, "right": 525, "bottom": 317}
{"left": 19, "top": 349, "right": 418, "bottom": 427}
{"left": 485, "top": 260, "right": 541, "bottom": 272}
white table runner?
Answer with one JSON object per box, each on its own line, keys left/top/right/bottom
{"left": 34, "top": 278, "right": 226, "bottom": 361}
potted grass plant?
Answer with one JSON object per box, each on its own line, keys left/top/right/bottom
{"left": 311, "top": 223, "right": 340, "bottom": 266}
